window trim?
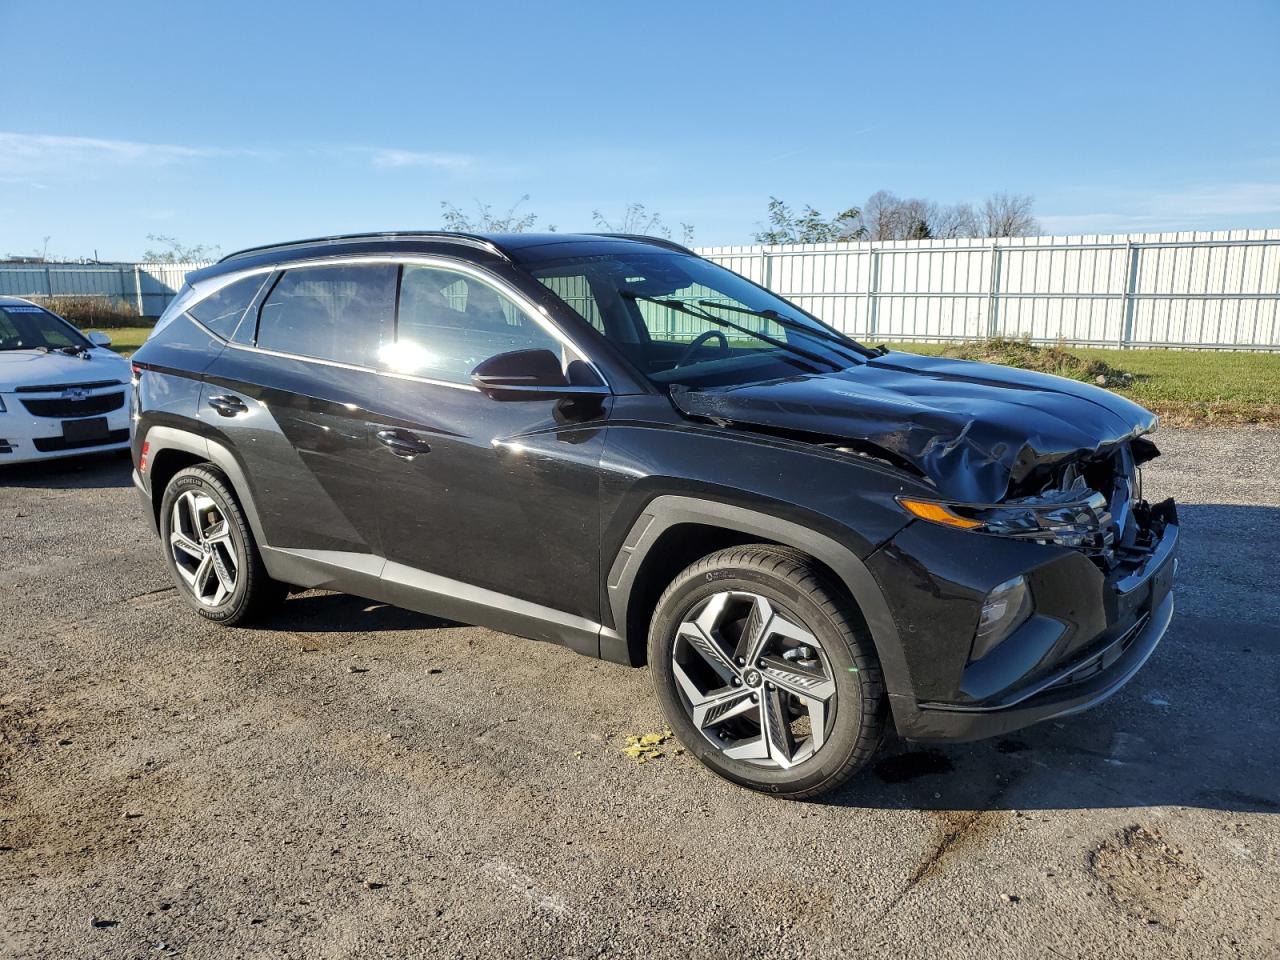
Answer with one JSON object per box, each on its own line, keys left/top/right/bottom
{"left": 181, "top": 267, "right": 277, "bottom": 342}
{"left": 220, "top": 253, "right": 611, "bottom": 394}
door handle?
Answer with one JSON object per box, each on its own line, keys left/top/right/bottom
{"left": 376, "top": 429, "right": 431, "bottom": 460}
{"left": 207, "top": 394, "right": 248, "bottom": 417}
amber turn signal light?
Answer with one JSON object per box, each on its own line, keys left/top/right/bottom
{"left": 898, "top": 497, "right": 982, "bottom": 529}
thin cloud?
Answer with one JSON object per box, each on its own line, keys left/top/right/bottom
{"left": 368, "top": 148, "right": 476, "bottom": 171}
{"left": 0, "top": 131, "right": 256, "bottom": 176}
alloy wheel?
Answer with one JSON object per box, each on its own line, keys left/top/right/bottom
{"left": 671, "top": 590, "right": 837, "bottom": 769}
{"left": 169, "top": 490, "right": 239, "bottom": 606}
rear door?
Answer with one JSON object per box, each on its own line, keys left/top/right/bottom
{"left": 199, "top": 261, "right": 396, "bottom": 560}
{"left": 365, "top": 260, "right": 610, "bottom": 650}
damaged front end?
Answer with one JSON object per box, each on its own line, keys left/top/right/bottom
{"left": 897, "top": 434, "right": 1176, "bottom": 573}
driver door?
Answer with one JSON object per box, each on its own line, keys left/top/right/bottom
{"left": 365, "top": 262, "right": 611, "bottom": 653}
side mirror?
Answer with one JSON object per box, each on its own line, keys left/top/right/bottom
{"left": 471, "top": 349, "right": 609, "bottom": 402}
{"left": 88, "top": 331, "right": 112, "bottom": 347}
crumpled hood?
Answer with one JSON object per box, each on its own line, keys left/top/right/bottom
{"left": 670, "top": 351, "right": 1158, "bottom": 502}
{"left": 0, "top": 347, "right": 131, "bottom": 390}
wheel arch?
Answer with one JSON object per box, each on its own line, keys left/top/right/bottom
{"left": 140, "top": 425, "right": 269, "bottom": 549}
{"left": 603, "top": 496, "right": 912, "bottom": 708}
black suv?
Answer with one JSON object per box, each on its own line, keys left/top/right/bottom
{"left": 131, "top": 232, "right": 1178, "bottom": 798}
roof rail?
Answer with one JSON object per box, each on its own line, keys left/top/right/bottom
{"left": 588, "top": 233, "right": 697, "bottom": 255}
{"left": 218, "top": 231, "right": 511, "bottom": 264}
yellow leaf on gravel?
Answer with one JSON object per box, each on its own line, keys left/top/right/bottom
{"left": 621, "top": 729, "right": 675, "bottom": 763}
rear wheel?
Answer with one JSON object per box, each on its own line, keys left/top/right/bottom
{"left": 159, "top": 465, "right": 284, "bottom": 625}
{"left": 648, "top": 545, "right": 887, "bottom": 799}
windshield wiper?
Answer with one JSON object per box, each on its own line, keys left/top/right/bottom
{"left": 619, "top": 291, "right": 841, "bottom": 373}
{"left": 696, "top": 299, "right": 876, "bottom": 360}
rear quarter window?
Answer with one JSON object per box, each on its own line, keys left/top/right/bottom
{"left": 187, "top": 274, "right": 270, "bottom": 339}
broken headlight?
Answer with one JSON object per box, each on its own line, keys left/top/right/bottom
{"left": 898, "top": 478, "right": 1115, "bottom": 554}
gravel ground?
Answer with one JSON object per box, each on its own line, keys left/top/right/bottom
{"left": 1, "top": 427, "right": 1277, "bottom": 959}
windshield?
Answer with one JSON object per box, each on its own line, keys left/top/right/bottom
{"left": 528, "top": 252, "right": 868, "bottom": 389}
{"left": 0, "top": 304, "right": 93, "bottom": 351}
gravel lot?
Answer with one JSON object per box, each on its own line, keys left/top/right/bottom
{"left": 1, "top": 427, "right": 1278, "bottom": 959}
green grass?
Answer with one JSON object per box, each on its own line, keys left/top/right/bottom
{"left": 886, "top": 338, "right": 1280, "bottom": 426}
{"left": 103, "top": 326, "right": 154, "bottom": 356}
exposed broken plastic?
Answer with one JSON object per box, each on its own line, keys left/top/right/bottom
{"left": 669, "top": 351, "right": 1159, "bottom": 504}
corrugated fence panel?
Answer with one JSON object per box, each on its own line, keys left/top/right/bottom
{"left": 4, "top": 233, "right": 1279, "bottom": 347}
{"left": 698, "top": 229, "right": 1280, "bottom": 349}
{"left": 0, "top": 261, "right": 210, "bottom": 317}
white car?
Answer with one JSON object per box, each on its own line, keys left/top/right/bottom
{"left": 0, "top": 296, "right": 133, "bottom": 464}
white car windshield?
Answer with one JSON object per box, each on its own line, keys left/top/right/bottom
{"left": 0, "top": 304, "right": 93, "bottom": 351}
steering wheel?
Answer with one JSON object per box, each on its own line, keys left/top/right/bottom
{"left": 673, "top": 329, "right": 730, "bottom": 368}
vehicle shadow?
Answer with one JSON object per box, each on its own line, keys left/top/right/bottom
{"left": 0, "top": 450, "right": 134, "bottom": 489}
{"left": 260, "top": 590, "right": 464, "bottom": 633}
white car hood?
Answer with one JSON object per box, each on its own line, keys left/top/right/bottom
{"left": 0, "top": 348, "right": 132, "bottom": 390}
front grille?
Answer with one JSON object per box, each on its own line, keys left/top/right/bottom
{"left": 32, "top": 429, "right": 129, "bottom": 452}
{"left": 21, "top": 391, "right": 125, "bottom": 418}
{"left": 15, "top": 379, "right": 123, "bottom": 393}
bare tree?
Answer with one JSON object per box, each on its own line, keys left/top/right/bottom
{"left": 861, "top": 190, "right": 904, "bottom": 241}
{"left": 592, "top": 202, "right": 694, "bottom": 245}
{"left": 142, "top": 234, "right": 221, "bottom": 262}
{"left": 761, "top": 191, "right": 1039, "bottom": 243}
{"left": 928, "top": 201, "right": 980, "bottom": 239}
{"left": 980, "top": 192, "right": 1039, "bottom": 237}
{"left": 440, "top": 195, "right": 550, "bottom": 233}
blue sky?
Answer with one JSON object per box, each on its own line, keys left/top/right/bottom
{"left": 2, "top": 0, "right": 1278, "bottom": 260}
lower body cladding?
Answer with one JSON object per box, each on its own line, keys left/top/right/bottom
{"left": 868, "top": 505, "right": 1178, "bottom": 741}
{"left": 0, "top": 391, "right": 131, "bottom": 463}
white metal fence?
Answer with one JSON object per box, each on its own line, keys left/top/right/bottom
{"left": 0, "top": 261, "right": 207, "bottom": 317}
{"left": 4, "top": 228, "right": 1279, "bottom": 348}
{"left": 696, "top": 229, "right": 1280, "bottom": 350}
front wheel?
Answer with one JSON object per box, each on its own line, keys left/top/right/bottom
{"left": 648, "top": 545, "right": 887, "bottom": 799}
{"left": 159, "top": 464, "right": 284, "bottom": 625}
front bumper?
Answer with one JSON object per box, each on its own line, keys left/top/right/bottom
{"left": 905, "top": 589, "right": 1173, "bottom": 741}
{"left": 0, "top": 388, "right": 131, "bottom": 464}
{"left": 870, "top": 506, "right": 1178, "bottom": 742}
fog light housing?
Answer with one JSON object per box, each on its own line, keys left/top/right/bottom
{"left": 972, "top": 575, "right": 1032, "bottom": 661}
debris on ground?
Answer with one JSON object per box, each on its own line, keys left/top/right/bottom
{"left": 621, "top": 730, "right": 674, "bottom": 763}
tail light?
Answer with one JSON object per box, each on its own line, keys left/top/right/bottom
{"left": 138, "top": 440, "right": 150, "bottom": 474}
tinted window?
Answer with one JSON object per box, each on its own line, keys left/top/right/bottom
{"left": 380, "top": 265, "right": 561, "bottom": 383}
{"left": 257, "top": 264, "right": 396, "bottom": 366}
{"left": 0, "top": 304, "right": 90, "bottom": 350}
{"left": 528, "top": 253, "right": 865, "bottom": 389}
{"left": 187, "top": 274, "right": 268, "bottom": 339}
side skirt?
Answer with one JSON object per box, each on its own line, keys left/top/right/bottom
{"left": 261, "top": 545, "right": 606, "bottom": 657}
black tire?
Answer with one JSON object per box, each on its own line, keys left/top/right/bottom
{"left": 159, "top": 464, "right": 285, "bottom": 625}
{"left": 648, "top": 544, "right": 887, "bottom": 799}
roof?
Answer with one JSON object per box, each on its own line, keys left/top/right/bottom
{"left": 192, "top": 231, "right": 694, "bottom": 284}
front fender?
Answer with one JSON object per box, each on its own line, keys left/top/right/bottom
{"left": 603, "top": 494, "right": 915, "bottom": 725}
